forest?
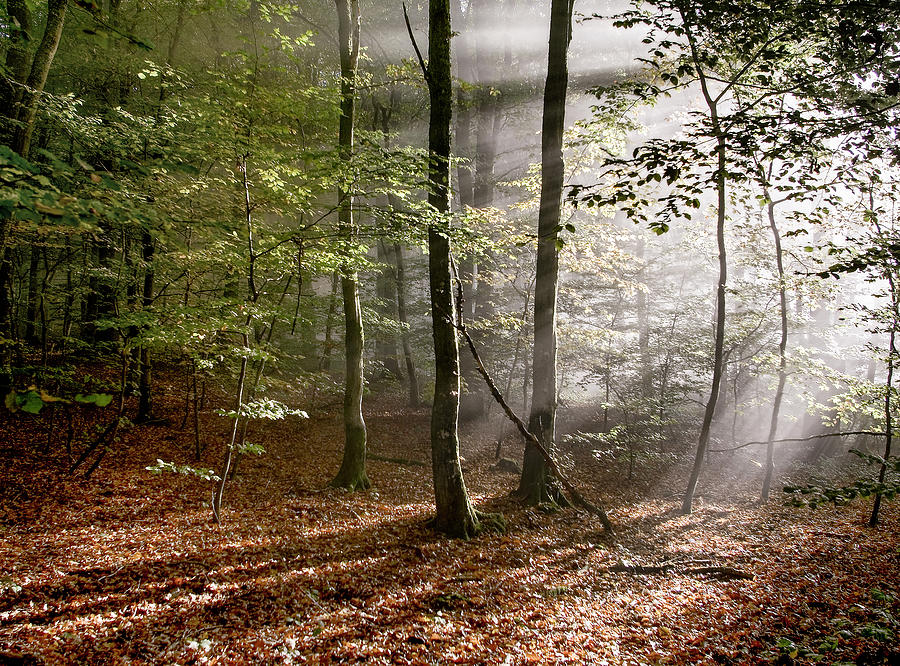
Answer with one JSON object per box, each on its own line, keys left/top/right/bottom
{"left": 1, "top": 0, "right": 899, "bottom": 663}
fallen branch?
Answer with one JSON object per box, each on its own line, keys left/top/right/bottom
{"left": 710, "top": 431, "right": 884, "bottom": 453}
{"left": 609, "top": 561, "right": 753, "bottom": 580}
{"left": 450, "top": 259, "right": 613, "bottom": 532}
{"left": 368, "top": 453, "right": 427, "bottom": 467}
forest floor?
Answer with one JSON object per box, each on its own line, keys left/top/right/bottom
{"left": 0, "top": 373, "right": 898, "bottom": 665}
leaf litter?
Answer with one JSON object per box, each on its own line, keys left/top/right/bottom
{"left": 0, "top": 385, "right": 898, "bottom": 665}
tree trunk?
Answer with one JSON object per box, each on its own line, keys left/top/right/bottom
{"left": 329, "top": 0, "right": 369, "bottom": 491}
{"left": 0, "top": 0, "right": 68, "bottom": 394}
{"left": 680, "top": 46, "right": 728, "bottom": 514}
{"left": 761, "top": 194, "right": 787, "bottom": 502}
{"left": 1, "top": 0, "right": 32, "bottom": 138}
{"left": 425, "top": 0, "right": 479, "bottom": 538}
{"left": 24, "top": 243, "right": 40, "bottom": 345}
{"left": 11, "top": 0, "right": 69, "bottom": 161}
{"left": 375, "top": 240, "right": 400, "bottom": 377}
{"left": 136, "top": 230, "right": 155, "bottom": 423}
{"left": 394, "top": 242, "right": 420, "bottom": 406}
{"left": 517, "top": 0, "right": 574, "bottom": 506}
{"left": 320, "top": 270, "right": 339, "bottom": 372}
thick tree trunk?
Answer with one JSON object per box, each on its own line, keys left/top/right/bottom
{"left": 425, "top": 0, "right": 479, "bottom": 538}
{"left": 329, "top": 0, "right": 369, "bottom": 491}
{"left": 517, "top": 0, "right": 574, "bottom": 506}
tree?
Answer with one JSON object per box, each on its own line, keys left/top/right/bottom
{"left": 516, "top": 0, "right": 574, "bottom": 506}
{"left": 329, "top": 0, "right": 370, "bottom": 491}
{"left": 413, "top": 0, "right": 481, "bottom": 537}
{"left": 0, "top": 0, "right": 69, "bottom": 394}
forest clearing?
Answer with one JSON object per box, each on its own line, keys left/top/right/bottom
{"left": 0, "top": 380, "right": 898, "bottom": 665}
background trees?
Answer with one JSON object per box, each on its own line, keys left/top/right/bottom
{"left": 0, "top": 0, "right": 897, "bottom": 530}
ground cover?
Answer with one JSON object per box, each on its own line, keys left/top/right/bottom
{"left": 0, "top": 384, "right": 898, "bottom": 665}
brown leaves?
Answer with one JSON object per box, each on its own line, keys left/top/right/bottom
{"left": 1, "top": 391, "right": 899, "bottom": 664}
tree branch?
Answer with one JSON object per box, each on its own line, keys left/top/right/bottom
{"left": 710, "top": 431, "right": 885, "bottom": 453}
{"left": 449, "top": 255, "right": 614, "bottom": 532}
{"left": 402, "top": 3, "right": 430, "bottom": 86}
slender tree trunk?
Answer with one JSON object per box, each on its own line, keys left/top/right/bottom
{"left": 329, "top": 0, "right": 369, "bottom": 491}
{"left": 870, "top": 322, "right": 895, "bottom": 527}
{"left": 320, "top": 270, "right": 339, "bottom": 372}
{"left": 423, "top": 0, "right": 479, "bottom": 538}
{"left": 375, "top": 240, "right": 400, "bottom": 377}
{"left": 24, "top": 243, "right": 40, "bottom": 344}
{"left": 761, "top": 195, "right": 788, "bottom": 502}
{"left": 635, "top": 237, "right": 651, "bottom": 395}
{"left": 11, "top": 0, "right": 69, "bottom": 161}
{"left": 136, "top": 230, "right": 155, "bottom": 422}
{"left": 517, "top": 0, "right": 574, "bottom": 506}
{"left": 870, "top": 216, "right": 898, "bottom": 526}
{"left": 394, "top": 242, "right": 420, "bottom": 406}
{"left": 681, "top": 107, "right": 727, "bottom": 514}
{"left": 0, "top": 0, "right": 68, "bottom": 394}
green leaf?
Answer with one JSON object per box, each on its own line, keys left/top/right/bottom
{"left": 75, "top": 393, "right": 114, "bottom": 407}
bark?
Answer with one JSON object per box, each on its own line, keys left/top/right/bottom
{"left": 680, "top": 18, "right": 728, "bottom": 514}
{"left": 329, "top": 0, "right": 369, "bottom": 491}
{"left": 423, "top": 0, "right": 479, "bottom": 538}
{"left": 517, "top": 0, "right": 574, "bottom": 506}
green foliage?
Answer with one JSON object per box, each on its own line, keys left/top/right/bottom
{"left": 4, "top": 386, "right": 112, "bottom": 414}
{"left": 215, "top": 398, "right": 308, "bottom": 421}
